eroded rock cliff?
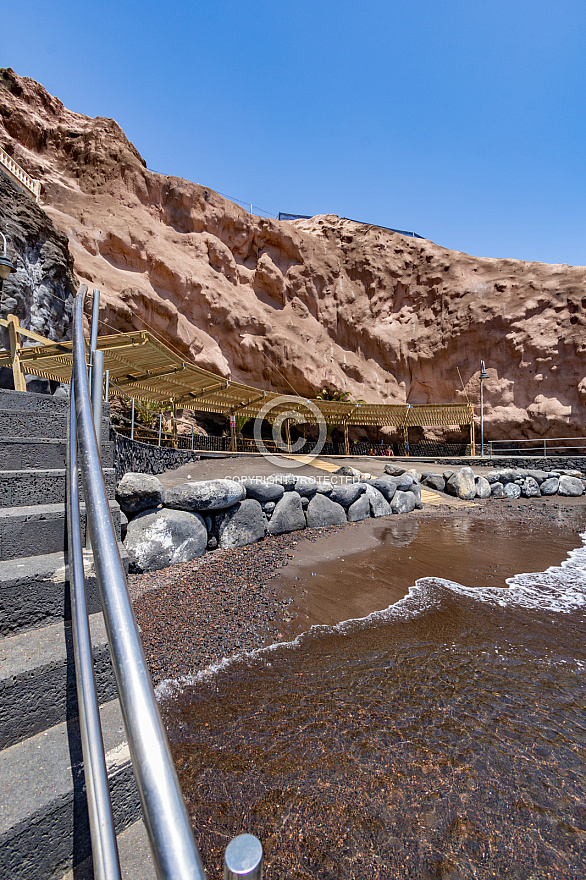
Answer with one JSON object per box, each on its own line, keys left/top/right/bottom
{"left": 1, "top": 68, "right": 584, "bottom": 439}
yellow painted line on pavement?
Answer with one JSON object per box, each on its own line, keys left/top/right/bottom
{"left": 278, "top": 454, "right": 340, "bottom": 472}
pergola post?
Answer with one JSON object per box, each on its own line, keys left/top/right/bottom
{"left": 229, "top": 414, "right": 237, "bottom": 451}
{"left": 7, "top": 314, "right": 26, "bottom": 392}
{"left": 343, "top": 423, "right": 349, "bottom": 455}
{"left": 171, "top": 400, "right": 178, "bottom": 448}
{"left": 470, "top": 419, "right": 476, "bottom": 456}
{"left": 284, "top": 418, "right": 291, "bottom": 453}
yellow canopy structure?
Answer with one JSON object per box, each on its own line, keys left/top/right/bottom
{"left": 0, "top": 316, "right": 474, "bottom": 445}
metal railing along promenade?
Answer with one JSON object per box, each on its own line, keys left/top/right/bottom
{"left": 487, "top": 437, "right": 586, "bottom": 457}
{"left": 67, "top": 285, "right": 262, "bottom": 879}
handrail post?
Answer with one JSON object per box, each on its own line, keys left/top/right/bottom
{"left": 224, "top": 834, "right": 262, "bottom": 880}
{"left": 88, "top": 289, "right": 100, "bottom": 388}
{"left": 91, "top": 349, "right": 104, "bottom": 453}
{"left": 131, "top": 398, "right": 135, "bottom": 440}
{"left": 191, "top": 425, "right": 194, "bottom": 450}
{"left": 158, "top": 413, "right": 162, "bottom": 447}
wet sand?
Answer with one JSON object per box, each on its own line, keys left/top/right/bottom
{"left": 271, "top": 511, "right": 586, "bottom": 638}
{"left": 132, "top": 498, "right": 586, "bottom": 686}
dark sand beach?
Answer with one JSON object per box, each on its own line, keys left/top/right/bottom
{"left": 131, "top": 459, "right": 586, "bottom": 879}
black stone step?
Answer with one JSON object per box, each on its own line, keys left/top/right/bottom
{"left": 0, "top": 547, "right": 129, "bottom": 637}
{"left": 0, "top": 468, "right": 117, "bottom": 507}
{"left": 0, "top": 699, "right": 140, "bottom": 880}
{"left": 0, "top": 501, "right": 122, "bottom": 562}
{"left": 0, "top": 612, "right": 117, "bottom": 749}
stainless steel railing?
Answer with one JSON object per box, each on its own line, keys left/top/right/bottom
{"left": 68, "top": 284, "right": 207, "bottom": 879}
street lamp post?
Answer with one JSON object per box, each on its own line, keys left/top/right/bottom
{"left": 479, "top": 360, "right": 489, "bottom": 458}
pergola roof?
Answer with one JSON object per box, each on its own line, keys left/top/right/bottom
{"left": 0, "top": 328, "right": 474, "bottom": 429}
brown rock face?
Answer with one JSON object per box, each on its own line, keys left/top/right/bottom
{"left": 1, "top": 68, "right": 584, "bottom": 439}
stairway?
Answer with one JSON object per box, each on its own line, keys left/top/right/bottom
{"left": 0, "top": 389, "right": 155, "bottom": 879}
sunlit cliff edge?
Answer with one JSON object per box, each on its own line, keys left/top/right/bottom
{"left": 1, "top": 68, "right": 585, "bottom": 440}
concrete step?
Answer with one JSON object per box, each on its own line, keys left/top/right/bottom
{"left": 0, "top": 500, "right": 122, "bottom": 562}
{"left": 0, "top": 698, "right": 141, "bottom": 880}
{"left": 0, "top": 612, "right": 117, "bottom": 749}
{"left": 0, "top": 438, "right": 114, "bottom": 470}
{"left": 0, "top": 468, "right": 117, "bottom": 507}
{"left": 0, "top": 547, "right": 129, "bottom": 637}
{"left": 60, "top": 818, "right": 156, "bottom": 880}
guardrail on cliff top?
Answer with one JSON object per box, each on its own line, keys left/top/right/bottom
{"left": 278, "top": 212, "right": 425, "bottom": 238}
{"left": 0, "top": 146, "right": 41, "bottom": 203}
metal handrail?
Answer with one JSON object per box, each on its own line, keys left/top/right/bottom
{"left": 67, "top": 364, "right": 122, "bottom": 880}
{"left": 69, "top": 284, "right": 207, "bottom": 879}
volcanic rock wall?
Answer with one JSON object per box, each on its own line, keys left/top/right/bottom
{"left": 0, "top": 68, "right": 584, "bottom": 439}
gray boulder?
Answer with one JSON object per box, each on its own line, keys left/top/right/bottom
{"left": 504, "top": 483, "right": 521, "bottom": 499}
{"left": 408, "top": 482, "right": 423, "bottom": 509}
{"left": 558, "top": 475, "right": 584, "bottom": 497}
{"left": 364, "top": 484, "right": 392, "bottom": 517}
{"left": 330, "top": 483, "right": 365, "bottom": 507}
{"left": 446, "top": 467, "right": 476, "bottom": 501}
{"left": 525, "top": 469, "right": 548, "bottom": 484}
{"left": 422, "top": 473, "right": 446, "bottom": 492}
{"left": 442, "top": 470, "right": 454, "bottom": 482}
{"left": 336, "top": 465, "right": 363, "bottom": 478}
{"left": 294, "top": 476, "right": 318, "bottom": 497}
{"left": 305, "top": 493, "right": 347, "bottom": 528}
{"left": 301, "top": 496, "right": 310, "bottom": 509}
{"left": 368, "top": 477, "right": 397, "bottom": 502}
{"left": 491, "top": 482, "right": 506, "bottom": 497}
{"left": 165, "top": 479, "right": 245, "bottom": 511}
{"left": 216, "top": 499, "right": 266, "bottom": 549}
{"left": 263, "top": 501, "right": 276, "bottom": 514}
{"left": 347, "top": 494, "right": 371, "bottom": 522}
{"left": 242, "top": 479, "right": 284, "bottom": 503}
{"left": 267, "top": 491, "right": 307, "bottom": 535}
{"left": 475, "top": 476, "right": 491, "bottom": 499}
{"left": 125, "top": 508, "right": 207, "bottom": 573}
{"left": 383, "top": 463, "right": 406, "bottom": 477}
{"left": 116, "top": 472, "right": 164, "bottom": 515}
{"left": 392, "top": 473, "right": 414, "bottom": 492}
{"left": 521, "top": 477, "right": 541, "bottom": 498}
{"left": 316, "top": 481, "right": 334, "bottom": 495}
{"left": 540, "top": 477, "right": 559, "bottom": 496}
{"left": 268, "top": 472, "right": 297, "bottom": 491}
{"left": 391, "top": 490, "right": 416, "bottom": 514}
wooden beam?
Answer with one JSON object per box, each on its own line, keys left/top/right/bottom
{"left": 7, "top": 315, "right": 27, "bottom": 392}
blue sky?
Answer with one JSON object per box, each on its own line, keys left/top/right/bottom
{"left": 4, "top": 0, "right": 585, "bottom": 265}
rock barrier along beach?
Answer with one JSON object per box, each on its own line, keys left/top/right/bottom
{"left": 118, "top": 458, "right": 586, "bottom": 575}
{"left": 117, "top": 464, "right": 424, "bottom": 574}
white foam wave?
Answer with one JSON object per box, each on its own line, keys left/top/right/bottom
{"left": 156, "top": 531, "right": 586, "bottom": 699}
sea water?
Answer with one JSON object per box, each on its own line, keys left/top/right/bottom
{"left": 159, "top": 518, "right": 586, "bottom": 879}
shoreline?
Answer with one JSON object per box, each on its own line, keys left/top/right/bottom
{"left": 131, "top": 497, "right": 586, "bottom": 687}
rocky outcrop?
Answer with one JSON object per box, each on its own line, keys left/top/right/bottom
{"left": 0, "top": 172, "right": 75, "bottom": 366}
{"left": 1, "top": 68, "right": 585, "bottom": 440}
